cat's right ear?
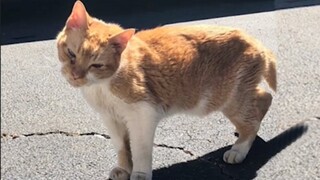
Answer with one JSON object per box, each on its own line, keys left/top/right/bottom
{"left": 110, "top": 29, "right": 136, "bottom": 53}
{"left": 66, "top": 1, "right": 88, "bottom": 30}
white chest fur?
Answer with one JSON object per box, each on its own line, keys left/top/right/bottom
{"left": 80, "top": 80, "right": 158, "bottom": 122}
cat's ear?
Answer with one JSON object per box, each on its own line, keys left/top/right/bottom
{"left": 110, "top": 29, "right": 136, "bottom": 53}
{"left": 66, "top": 1, "right": 89, "bottom": 30}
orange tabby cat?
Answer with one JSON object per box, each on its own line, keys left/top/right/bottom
{"left": 56, "top": 1, "right": 276, "bottom": 180}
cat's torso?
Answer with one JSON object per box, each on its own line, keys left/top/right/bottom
{"left": 106, "top": 25, "right": 264, "bottom": 114}
{"left": 82, "top": 25, "right": 270, "bottom": 119}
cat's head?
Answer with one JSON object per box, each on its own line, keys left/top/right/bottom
{"left": 56, "top": 1, "right": 135, "bottom": 87}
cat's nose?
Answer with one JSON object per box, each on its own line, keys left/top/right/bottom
{"left": 72, "top": 68, "right": 85, "bottom": 80}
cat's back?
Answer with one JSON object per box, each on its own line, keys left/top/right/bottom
{"left": 135, "top": 25, "right": 250, "bottom": 46}
{"left": 134, "top": 25, "right": 254, "bottom": 59}
{"left": 136, "top": 25, "right": 237, "bottom": 40}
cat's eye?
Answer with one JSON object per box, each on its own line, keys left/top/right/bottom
{"left": 91, "top": 64, "right": 104, "bottom": 69}
{"left": 67, "top": 48, "right": 76, "bottom": 64}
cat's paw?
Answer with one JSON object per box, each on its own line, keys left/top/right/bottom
{"left": 130, "top": 172, "right": 152, "bottom": 180}
{"left": 223, "top": 149, "right": 246, "bottom": 164}
{"left": 108, "top": 167, "right": 130, "bottom": 180}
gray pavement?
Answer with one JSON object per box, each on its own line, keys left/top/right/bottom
{"left": 1, "top": 5, "right": 320, "bottom": 180}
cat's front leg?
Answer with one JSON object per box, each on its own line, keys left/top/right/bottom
{"left": 109, "top": 143, "right": 132, "bottom": 180}
{"left": 126, "top": 107, "right": 159, "bottom": 180}
{"left": 103, "top": 116, "right": 132, "bottom": 180}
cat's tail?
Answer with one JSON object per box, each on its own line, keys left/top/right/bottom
{"left": 263, "top": 51, "right": 277, "bottom": 92}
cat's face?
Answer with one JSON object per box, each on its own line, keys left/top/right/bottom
{"left": 56, "top": 1, "right": 134, "bottom": 87}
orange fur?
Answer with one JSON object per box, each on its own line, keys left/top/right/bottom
{"left": 57, "top": 1, "right": 277, "bottom": 179}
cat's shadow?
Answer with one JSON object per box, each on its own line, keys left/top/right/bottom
{"left": 153, "top": 123, "right": 308, "bottom": 180}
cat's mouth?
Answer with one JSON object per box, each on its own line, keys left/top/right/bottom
{"left": 66, "top": 78, "right": 88, "bottom": 88}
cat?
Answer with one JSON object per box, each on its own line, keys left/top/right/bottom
{"left": 56, "top": 1, "right": 276, "bottom": 180}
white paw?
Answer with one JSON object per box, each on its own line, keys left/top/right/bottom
{"left": 109, "top": 167, "right": 130, "bottom": 180}
{"left": 223, "top": 149, "right": 246, "bottom": 164}
{"left": 130, "top": 172, "right": 152, "bottom": 180}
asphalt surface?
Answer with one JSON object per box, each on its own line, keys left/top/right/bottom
{"left": 1, "top": 4, "right": 320, "bottom": 180}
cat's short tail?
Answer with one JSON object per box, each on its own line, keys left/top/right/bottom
{"left": 263, "top": 51, "right": 277, "bottom": 92}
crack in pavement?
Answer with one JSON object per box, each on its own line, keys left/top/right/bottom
{"left": 185, "top": 130, "right": 213, "bottom": 143}
{"left": 1, "top": 130, "right": 111, "bottom": 140}
{"left": 154, "top": 143, "right": 195, "bottom": 156}
{"left": 1, "top": 131, "right": 196, "bottom": 156}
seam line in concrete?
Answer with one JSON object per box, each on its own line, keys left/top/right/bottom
{"left": 1, "top": 131, "right": 111, "bottom": 140}
{"left": 1, "top": 131, "right": 196, "bottom": 156}
{"left": 154, "top": 143, "right": 195, "bottom": 156}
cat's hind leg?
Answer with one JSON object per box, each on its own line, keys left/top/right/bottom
{"left": 222, "top": 87, "right": 272, "bottom": 164}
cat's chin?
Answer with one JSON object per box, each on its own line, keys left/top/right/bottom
{"left": 70, "top": 84, "right": 84, "bottom": 88}
{"left": 67, "top": 79, "right": 88, "bottom": 88}
{"left": 69, "top": 82, "right": 85, "bottom": 88}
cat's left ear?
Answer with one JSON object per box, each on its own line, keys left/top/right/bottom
{"left": 110, "top": 29, "right": 136, "bottom": 53}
